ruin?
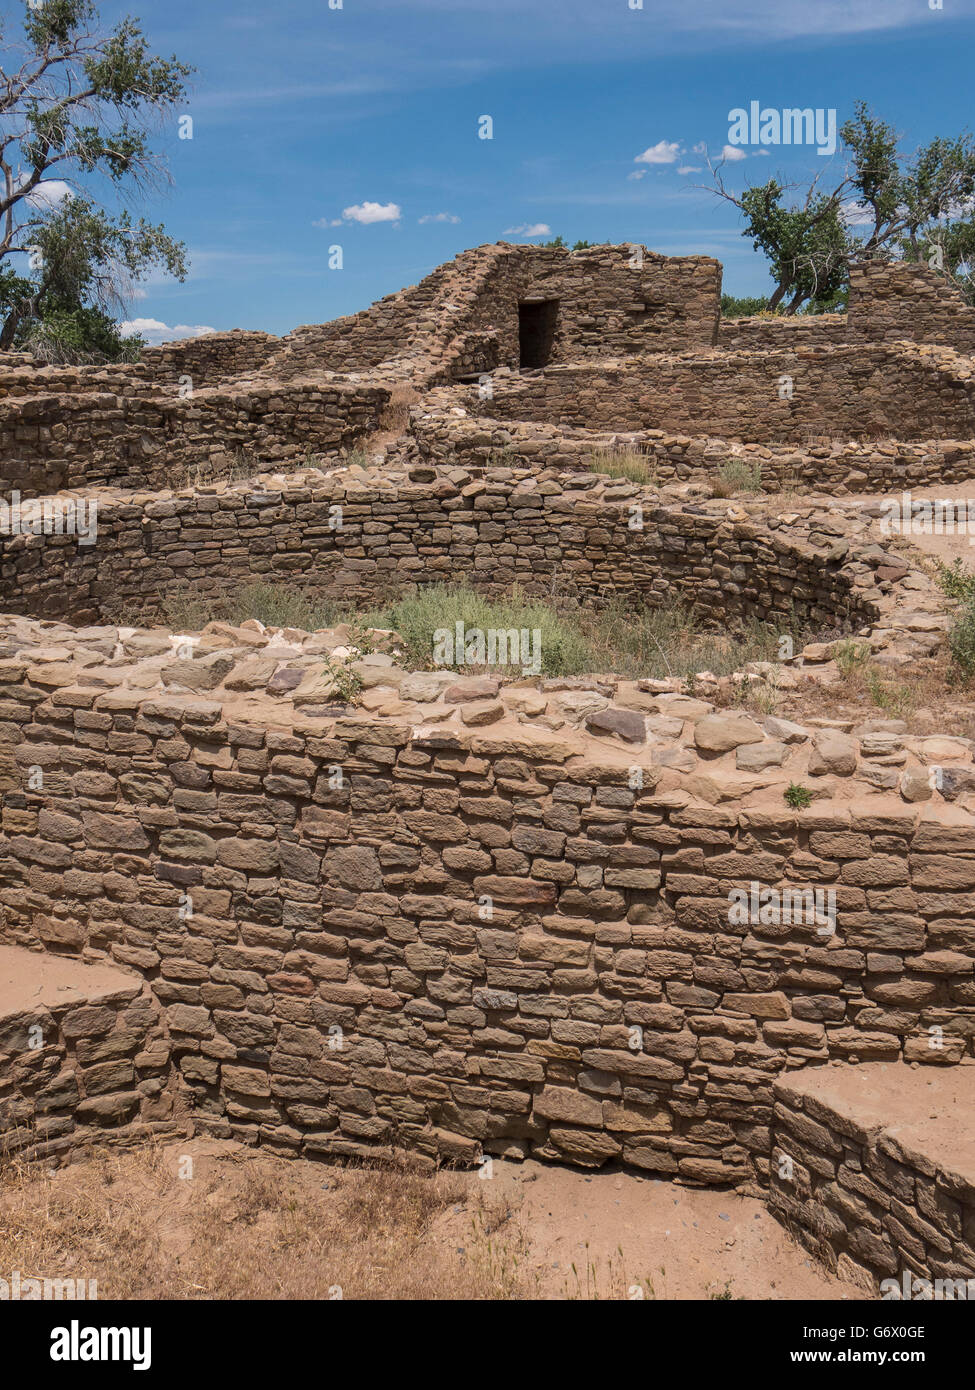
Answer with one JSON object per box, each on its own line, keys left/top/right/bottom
{"left": 3, "top": 241, "right": 975, "bottom": 1297}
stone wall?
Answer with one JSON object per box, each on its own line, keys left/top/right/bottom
{"left": 770, "top": 1064, "right": 975, "bottom": 1292}
{"left": 475, "top": 345, "right": 975, "bottom": 444}
{"left": 0, "top": 380, "right": 388, "bottom": 496}
{"left": 411, "top": 391, "right": 975, "bottom": 492}
{"left": 718, "top": 315, "right": 848, "bottom": 350}
{"left": 268, "top": 243, "right": 721, "bottom": 382}
{"left": 0, "top": 361, "right": 164, "bottom": 401}
{"left": 849, "top": 261, "right": 975, "bottom": 355}
{"left": 0, "top": 950, "right": 176, "bottom": 1164}
{"left": 718, "top": 262, "right": 975, "bottom": 356}
{"left": 140, "top": 331, "right": 281, "bottom": 384}
{"left": 0, "top": 472, "right": 874, "bottom": 631}
{"left": 1, "top": 684, "right": 974, "bottom": 1182}
{"left": 447, "top": 244, "right": 721, "bottom": 367}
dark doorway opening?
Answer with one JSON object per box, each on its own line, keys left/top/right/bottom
{"left": 518, "top": 300, "right": 559, "bottom": 369}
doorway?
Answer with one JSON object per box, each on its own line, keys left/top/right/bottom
{"left": 518, "top": 300, "right": 559, "bottom": 368}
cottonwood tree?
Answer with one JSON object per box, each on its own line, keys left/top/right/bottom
{"left": 0, "top": 0, "right": 192, "bottom": 357}
{"left": 705, "top": 102, "right": 975, "bottom": 314}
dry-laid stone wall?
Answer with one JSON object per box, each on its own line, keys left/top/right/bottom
{"left": 411, "top": 390, "right": 975, "bottom": 493}
{"left": 719, "top": 262, "right": 975, "bottom": 355}
{"left": 848, "top": 261, "right": 975, "bottom": 355}
{"left": 139, "top": 331, "right": 281, "bottom": 383}
{"left": 717, "top": 315, "right": 849, "bottom": 350}
{"left": 0, "top": 467, "right": 877, "bottom": 632}
{"left": 770, "top": 1064, "right": 975, "bottom": 1293}
{"left": 0, "top": 946, "right": 176, "bottom": 1164}
{"left": 1, "top": 672, "right": 974, "bottom": 1183}
{"left": 0, "top": 379, "right": 388, "bottom": 497}
{"left": 475, "top": 345, "right": 975, "bottom": 444}
{"left": 267, "top": 243, "right": 721, "bottom": 383}
{"left": 447, "top": 244, "right": 721, "bottom": 366}
{"left": 0, "top": 361, "right": 166, "bottom": 401}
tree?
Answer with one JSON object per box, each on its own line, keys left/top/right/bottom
{"left": 542, "top": 236, "right": 603, "bottom": 250}
{"left": 704, "top": 102, "right": 975, "bottom": 313}
{"left": 721, "top": 293, "right": 771, "bottom": 318}
{"left": 0, "top": 0, "right": 192, "bottom": 357}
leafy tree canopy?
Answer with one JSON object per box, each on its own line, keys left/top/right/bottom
{"left": 705, "top": 102, "right": 975, "bottom": 313}
{"left": 0, "top": 0, "right": 192, "bottom": 359}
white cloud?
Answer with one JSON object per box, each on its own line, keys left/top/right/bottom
{"left": 341, "top": 201, "right": 402, "bottom": 224}
{"left": 627, "top": 170, "right": 647, "bottom": 182}
{"left": 721, "top": 144, "right": 748, "bottom": 162}
{"left": 635, "top": 140, "right": 682, "bottom": 166}
{"left": 27, "top": 179, "right": 73, "bottom": 208}
{"left": 504, "top": 223, "right": 551, "bottom": 237}
{"left": 677, "top": 165, "right": 702, "bottom": 176}
{"left": 120, "top": 319, "right": 215, "bottom": 346}
{"left": 419, "top": 211, "right": 460, "bottom": 224}
{"left": 841, "top": 199, "right": 875, "bottom": 227}
{"left": 11, "top": 174, "right": 74, "bottom": 209}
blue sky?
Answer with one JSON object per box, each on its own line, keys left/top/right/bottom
{"left": 92, "top": 0, "right": 975, "bottom": 341}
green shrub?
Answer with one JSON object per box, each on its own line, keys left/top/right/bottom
{"left": 936, "top": 558, "right": 975, "bottom": 603}
{"left": 833, "top": 639, "right": 870, "bottom": 677}
{"left": 948, "top": 601, "right": 975, "bottom": 679}
{"left": 714, "top": 458, "right": 762, "bottom": 496}
{"left": 587, "top": 448, "right": 657, "bottom": 484}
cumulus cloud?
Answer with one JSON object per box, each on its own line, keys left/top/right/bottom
{"left": 721, "top": 144, "right": 748, "bottom": 162}
{"left": 341, "top": 201, "right": 402, "bottom": 225}
{"left": 120, "top": 319, "right": 215, "bottom": 346}
{"left": 503, "top": 223, "right": 551, "bottom": 237}
{"left": 419, "top": 211, "right": 460, "bottom": 224}
{"left": 677, "top": 165, "right": 702, "bottom": 175}
{"left": 841, "top": 199, "right": 880, "bottom": 227}
{"left": 10, "top": 174, "right": 73, "bottom": 209}
{"left": 26, "top": 179, "right": 73, "bottom": 208}
{"left": 627, "top": 170, "right": 647, "bottom": 181}
{"left": 634, "top": 140, "right": 682, "bottom": 166}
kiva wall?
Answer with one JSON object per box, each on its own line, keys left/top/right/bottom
{"left": 0, "top": 474, "right": 873, "bottom": 630}
{"left": 1, "top": 692, "right": 973, "bottom": 1183}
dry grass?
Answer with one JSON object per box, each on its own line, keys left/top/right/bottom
{"left": 713, "top": 457, "right": 763, "bottom": 497}
{"left": 378, "top": 384, "right": 418, "bottom": 434}
{"left": 587, "top": 447, "right": 659, "bottom": 485}
{"left": 179, "top": 448, "right": 260, "bottom": 490}
{"left": 752, "top": 650, "right": 975, "bottom": 740}
{"left": 0, "top": 1140, "right": 532, "bottom": 1300}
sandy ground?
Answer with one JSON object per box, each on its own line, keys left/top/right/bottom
{"left": 849, "top": 480, "right": 975, "bottom": 570}
{"left": 0, "top": 1136, "right": 864, "bottom": 1301}
{"left": 441, "top": 1157, "right": 865, "bottom": 1300}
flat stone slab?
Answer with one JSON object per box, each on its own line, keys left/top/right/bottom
{"left": 0, "top": 944, "right": 139, "bottom": 1022}
{"left": 775, "top": 1061, "right": 975, "bottom": 1195}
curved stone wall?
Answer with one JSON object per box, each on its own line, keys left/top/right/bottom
{"left": 0, "top": 470, "right": 877, "bottom": 633}
{"left": 1, "top": 681, "right": 974, "bottom": 1183}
